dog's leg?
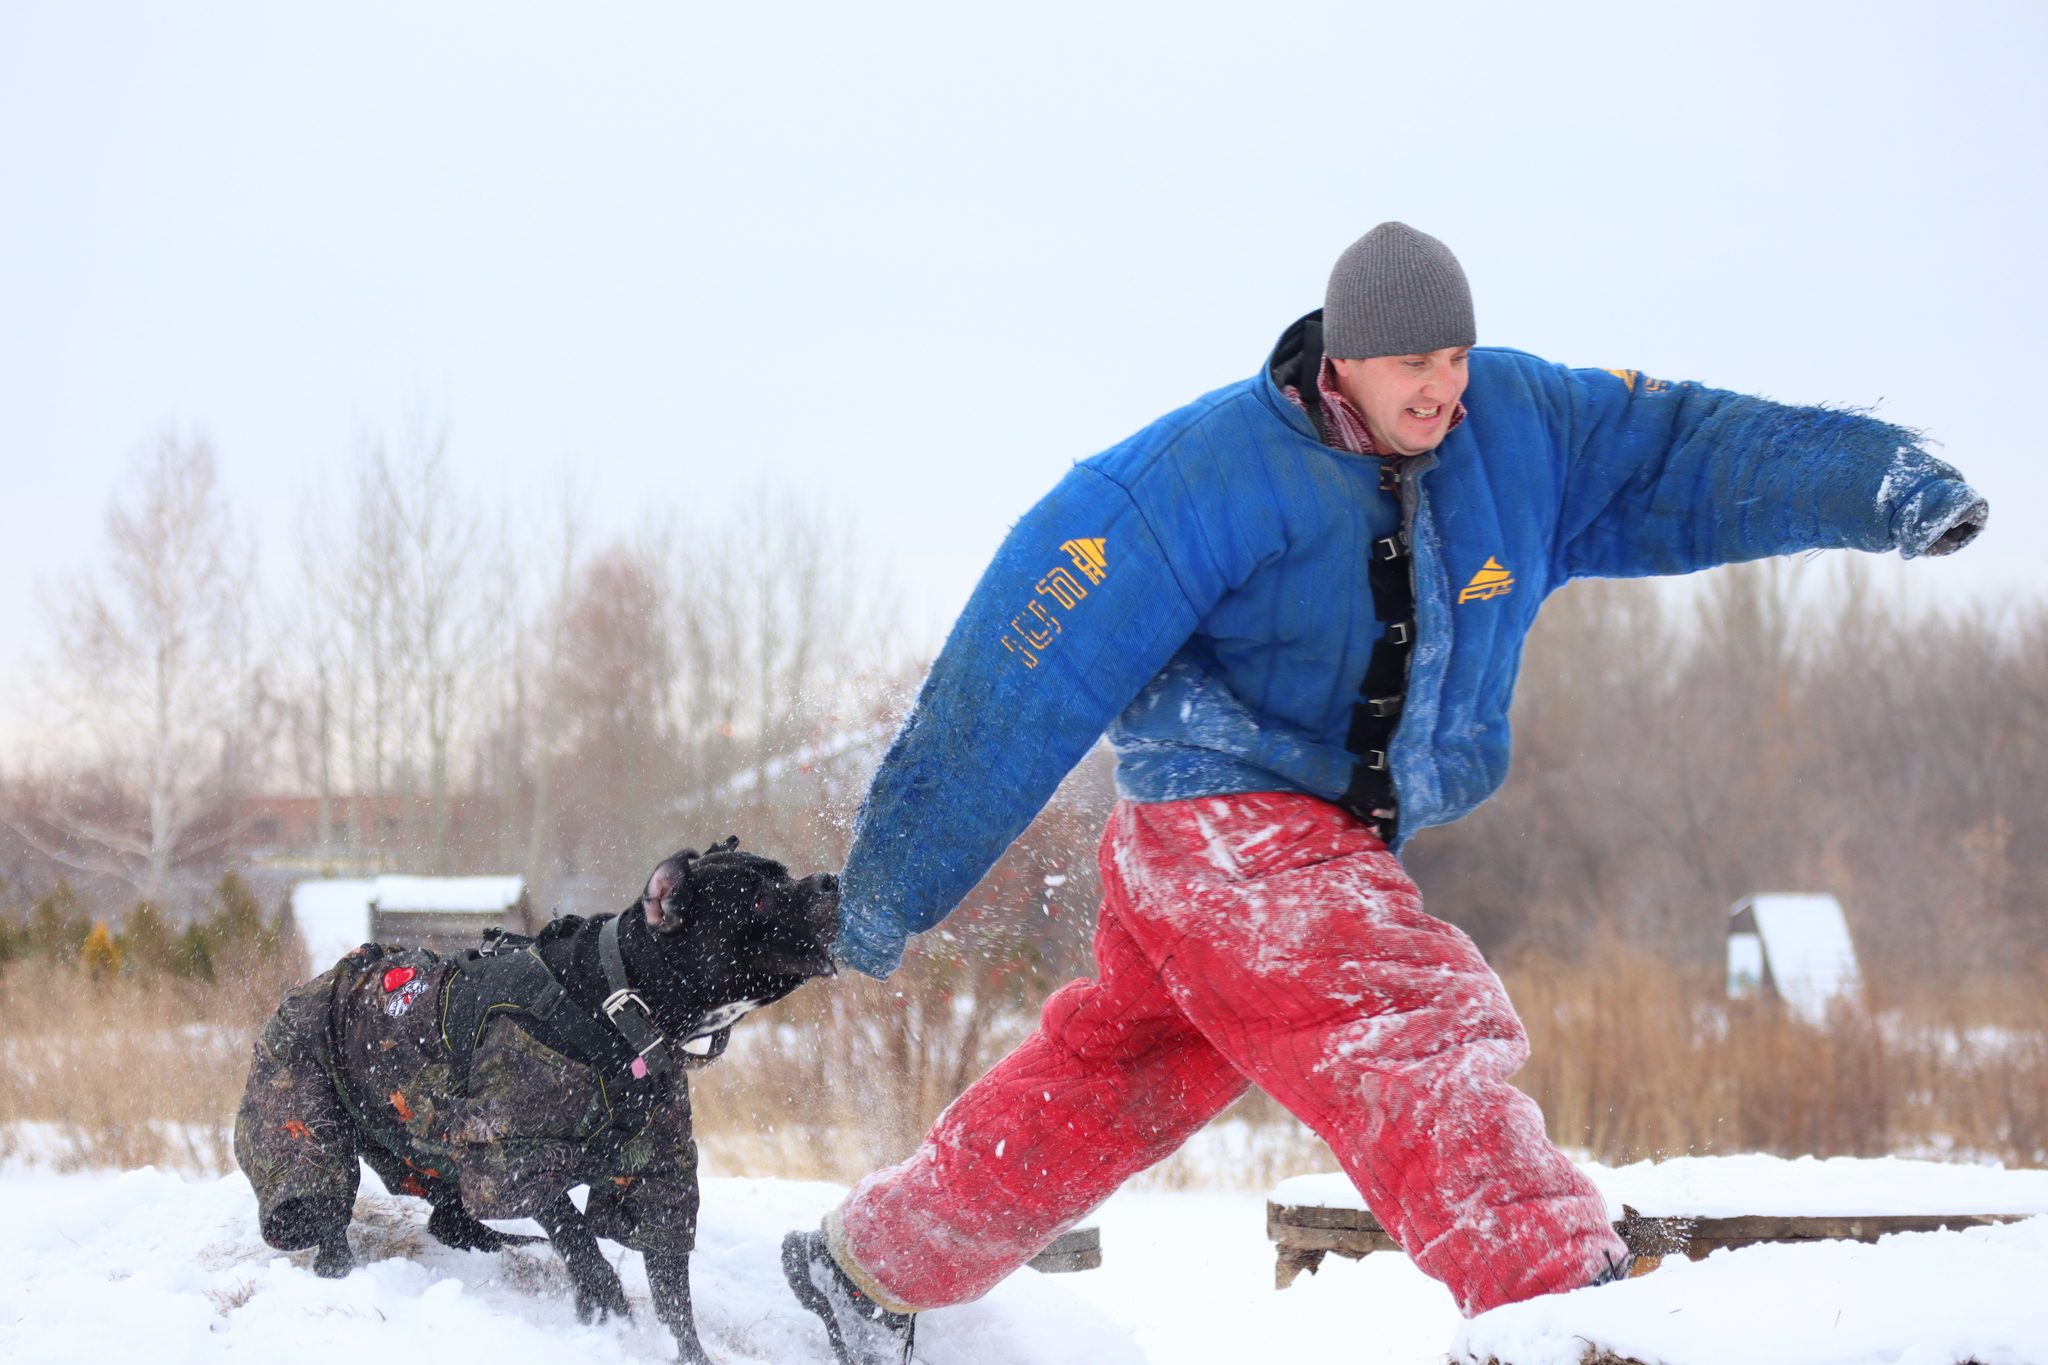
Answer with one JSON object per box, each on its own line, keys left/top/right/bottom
{"left": 534, "top": 1193, "right": 632, "bottom": 1324}
{"left": 648, "top": 1248, "right": 710, "bottom": 1364}
{"left": 262, "top": 1196, "right": 357, "bottom": 1278}
{"left": 426, "top": 1199, "right": 544, "bottom": 1252}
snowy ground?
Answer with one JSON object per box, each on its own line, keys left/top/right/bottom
{"left": 1456, "top": 1218, "right": 2048, "bottom": 1365}
{"left": 0, "top": 1161, "right": 1458, "bottom": 1365}
{"left": 2, "top": 1156, "right": 2046, "bottom": 1364}
{"left": 1279, "top": 1155, "right": 2048, "bottom": 1365}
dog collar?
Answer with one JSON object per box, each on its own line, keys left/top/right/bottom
{"left": 598, "top": 913, "right": 677, "bottom": 1081}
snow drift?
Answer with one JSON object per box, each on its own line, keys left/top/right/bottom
{"left": 0, "top": 1165, "right": 1144, "bottom": 1365}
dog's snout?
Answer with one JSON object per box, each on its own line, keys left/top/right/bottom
{"left": 795, "top": 872, "right": 840, "bottom": 938}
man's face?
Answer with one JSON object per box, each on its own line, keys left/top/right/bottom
{"left": 1329, "top": 347, "right": 1471, "bottom": 456}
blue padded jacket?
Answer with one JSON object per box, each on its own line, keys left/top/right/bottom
{"left": 833, "top": 323, "right": 1983, "bottom": 978}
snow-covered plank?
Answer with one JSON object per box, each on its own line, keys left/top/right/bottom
{"left": 1453, "top": 1215, "right": 2048, "bottom": 1365}
{"left": 1272, "top": 1154, "right": 2048, "bottom": 1220}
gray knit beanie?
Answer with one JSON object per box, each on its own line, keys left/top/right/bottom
{"left": 1323, "top": 222, "right": 1475, "bottom": 359}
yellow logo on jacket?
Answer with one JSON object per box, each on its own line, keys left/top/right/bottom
{"left": 1459, "top": 557, "right": 1515, "bottom": 604}
{"left": 1001, "top": 538, "right": 1110, "bottom": 669}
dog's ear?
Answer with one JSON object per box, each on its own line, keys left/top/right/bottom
{"left": 643, "top": 848, "right": 699, "bottom": 931}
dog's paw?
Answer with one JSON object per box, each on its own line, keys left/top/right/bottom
{"left": 572, "top": 1279, "right": 632, "bottom": 1325}
{"left": 427, "top": 1202, "right": 544, "bottom": 1253}
{"left": 313, "top": 1235, "right": 355, "bottom": 1279}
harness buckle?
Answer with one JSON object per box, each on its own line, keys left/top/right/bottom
{"left": 601, "top": 988, "right": 654, "bottom": 1026}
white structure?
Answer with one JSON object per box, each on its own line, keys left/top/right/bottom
{"left": 290, "top": 875, "right": 529, "bottom": 978}
{"left": 1727, "top": 893, "right": 1862, "bottom": 1022}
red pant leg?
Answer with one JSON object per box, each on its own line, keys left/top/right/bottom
{"left": 832, "top": 792, "right": 1625, "bottom": 1318}
{"left": 830, "top": 840, "right": 1250, "bottom": 1312}
{"left": 1108, "top": 793, "right": 1625, "bottom": 1315}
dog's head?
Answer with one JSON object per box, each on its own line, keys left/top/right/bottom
{"left": 633, "top": 837, "right": 837, "bottom": 1041}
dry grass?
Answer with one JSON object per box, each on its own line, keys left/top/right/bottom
{"left": 1506, "top": 946, "right": 2048, "bottom": 1166}
{"left": 5, "top": 950, "right": 2044, "bottom": 1189}
{"left": 693, "top": 949, "right": 2048, "bottom": 1184}
{"left": 690, "top": 966, "right": 1042, "bottom": 1182}
{"left": 0, "top": 964, "right": 272, "bottom": 1174}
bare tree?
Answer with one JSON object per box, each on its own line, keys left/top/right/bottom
{"left": 18, "top": 431, "right": 252, "bottom": 900}
{"left": 295, "top": 423, "right": 491, "bottom": 870}
{"left": 516, "top": 498, "right": 583, "bottom": 903}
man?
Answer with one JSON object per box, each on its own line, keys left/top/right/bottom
{"left": 781, "top": 223, "right": 1987, "bottom": 1362}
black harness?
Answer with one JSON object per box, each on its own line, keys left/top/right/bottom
{"left": 1281, "top": 310, "right": 1414, "bottom": 845}
{"left": 438, "top": 916, "right": 731, "bottom": 1162}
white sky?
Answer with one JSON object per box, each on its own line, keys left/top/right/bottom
{"left": 3, "top": 0, "right": 2044, "bottom": 686}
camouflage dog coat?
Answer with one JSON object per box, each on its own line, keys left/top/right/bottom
{"left": 237, "top": 934, "right": 705, "bottom": 1258}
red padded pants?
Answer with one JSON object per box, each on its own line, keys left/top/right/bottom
{"left": 828, "top": 793, "right": 1626, "bottom": 1317}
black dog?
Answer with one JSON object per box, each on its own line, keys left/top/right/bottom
{"left": 235, "top": 839, "right": 837, "bottom": 1362}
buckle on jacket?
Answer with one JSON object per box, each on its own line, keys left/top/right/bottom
{"left": 1385, "top": 620, "right": 1413, "bottom": 646}
{"left": 1364, "top": 749, "right": 1389, "bottom": 771}
{"left": 1366, "top": 695, "right": 1403, "bottom": 718}
{"left": 1374, "top": 534, "right": 1408, "bottom": 562}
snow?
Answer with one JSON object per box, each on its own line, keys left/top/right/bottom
{"left": 1453, "top": 1215, "right": 2048, "bottom": 1365}
{"left": 1064, "top": 1190, "right": 1459, "bottom": 1365}
{"left": 289, "top": 878, "right": 378, "bottom": 972}
{"left": 1273, "top": 1153, "right": 2048, "bottom": 1220}
{"left": 1737, "top": 893, "right": 1862, "bottom": 1021}
{"left": 1275, "top": 1155, "right": 2048, "bottom": 1364}
{"left": 370, "top": 874, "right": 526, "bottom": 913}
{"left": 291, "top": 875, "right": 526, "bottom": 974}
{"left": 0, "top": 1164, "right": 1147, "bottom": 1365}
{"left": 7, "top": 1154, "right": 2048, "bottom": 1364}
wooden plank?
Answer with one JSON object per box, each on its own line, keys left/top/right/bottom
{"left": 1266, "top": 1203, "right": 1379, "bottom": 1231}
{"left": 1266, "top": 1220, "right": 1402, "bottom": 1255}
{"left": 1268, "top": 1200, "right": 2039, "bottom": 1283}
{"left": 1275, "top": 1246, "right": 1326, "bottom": 1291}
{"left": 1687, "top": 1212, "right": 2026, "bottom": 1242}
{"left": 1027, "top": 1225, "right": 1101, "bottom": 1274}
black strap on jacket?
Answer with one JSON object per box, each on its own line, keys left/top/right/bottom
{"left": 1339, "top": 512, "right": 1414, "bottom": 845}
{"left": 1275, "top": 307, "right": 1414, "bottom": 845}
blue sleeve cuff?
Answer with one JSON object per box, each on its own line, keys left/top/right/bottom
{"left": 833, "top": 918, "right": 906, "bottom": 981}
{"left": 1897, "top": 479, "right": 1987, "bottom": 559}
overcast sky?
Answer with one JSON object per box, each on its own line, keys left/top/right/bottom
{"left": 3, "top": 0, "right": 2044, "bottom": 692}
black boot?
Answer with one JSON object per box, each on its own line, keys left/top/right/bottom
{"left": 1587, "top": 1248, "right": 1637, "bottom": 1286}
{"left": 781, "top": 1230, "right": 915, "bottom": 1365}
